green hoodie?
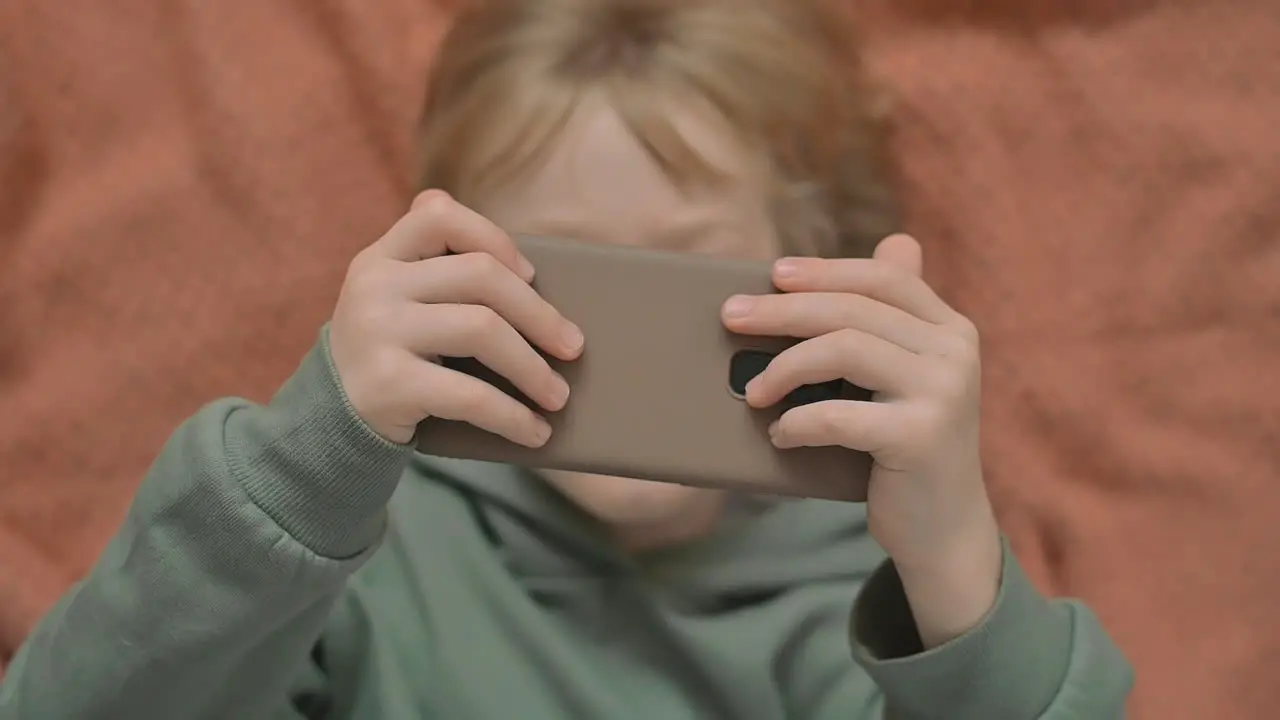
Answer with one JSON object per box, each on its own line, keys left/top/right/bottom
{"left": 0, "top": 333, "right": 1132, "bottom": 719}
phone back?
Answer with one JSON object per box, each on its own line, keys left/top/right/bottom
{"left": 416, "top": 235, "right": 871, "bottom": 502}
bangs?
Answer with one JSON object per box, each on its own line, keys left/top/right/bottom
{"left": 423, "top": 71, "right": 736, "bottom": 205}
{"left": 606, "top": 80, "right": 737, "bottom": 190}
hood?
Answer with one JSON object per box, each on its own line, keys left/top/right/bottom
{"left": 411, "top": 455, "right": 883, "bottom": 612}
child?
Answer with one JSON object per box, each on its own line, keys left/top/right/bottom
{"left": 0, "top": 0, "right": 1133, "bottom": 718}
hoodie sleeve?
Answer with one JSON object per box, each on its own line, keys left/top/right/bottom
{"left": 844, "top": 538, "right": 1134, "bottom": 719}
{"left": 0, "top": 330, "right": 412, "bottom": 720}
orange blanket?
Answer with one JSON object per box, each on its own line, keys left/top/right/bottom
{"left": 2, "top": 1, "right": 1277, "bottom": 716}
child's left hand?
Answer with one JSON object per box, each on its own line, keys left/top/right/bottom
{"left": 721, "top": 234, "right": 1001, "bottom": 645}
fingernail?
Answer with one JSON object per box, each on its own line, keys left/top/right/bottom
{"left": 530, "top": 419, "right": 552, "bottom": 447}
{"left": 768, "top": 421, "right": 795, "bottom": 448}
{"left": 562, "top": 323, "right": 584, "bottom": 351}
{"left": 516, "top": 254, "right": 536, "bottom": 282}
{"left": 744, "top": 376, "right": 761, "bottom": 398}
{"left": 767, "top": 421, "right": 784, "bottom": 444}
{"left": 774, "top": 258, "right": 801, "bottom": 280}
{"left": 723, "top": 295, "right": 756, "bottom": 318}
{"left": 549, "top": 373, "right": 570, "bottom": 409}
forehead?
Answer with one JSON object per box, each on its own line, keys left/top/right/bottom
{"left": 476, "top": 97, "right": 777, "bottom": 258}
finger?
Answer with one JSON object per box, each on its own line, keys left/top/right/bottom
{"left": 770, "top": 255, "right": 954, "bottom": 325}
{"left": 872, "top": 233, "right": 924, "bottom": 277}
{"left": 399, "top": 303, "right": 571, "bottom": 413}
{"left": 396, "top": 252, "right": 584, "bottom": 361}
{"left": 768, "top": 399, "right": 901, "bottom": 454}
{"left": 744, "top": 328, "right": 925, "bottom": 407}
{"left": 372, "top": 190, "right": 535, "bottom": 281}
{"left": 411, "top": 361, "right": 553, "bottom": 448}
{"left": 722, "top": 292, "right": 940, "bottom": 354}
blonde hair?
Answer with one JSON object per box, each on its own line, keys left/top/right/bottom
{"left": 419, "top": 0, "right": 899, "bottom": 257}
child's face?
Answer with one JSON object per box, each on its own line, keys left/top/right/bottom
{"left": 476, "top": 96, "right": 780, "bottom": 548}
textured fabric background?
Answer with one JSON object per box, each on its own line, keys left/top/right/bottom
{"left": 2, "top": 1, "right": 1277, "bottom": 716}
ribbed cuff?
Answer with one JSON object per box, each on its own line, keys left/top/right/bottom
{"left": 851, "top": 538, "right": 1074, "bottom": 719}
{"left": 229, "top": 326, "right": 413, "bottom": 560}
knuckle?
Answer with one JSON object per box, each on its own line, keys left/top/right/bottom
{"left": 764, "top": 347, "right": 803, "bottom": 383}
{"left": 344, "top": 256, "right": 391, "bottom": 301}
{"left": 952, "top": 316, "right": 981, "bottom": 347}
{"left": 819, "top": 404, "right": 849, "bottom": 438}
{"left": 867, "top": 262, "right": 908, "bottom": 294}
{"left": 939, "top": 331, "right": 979, "bottom": 367}
{"left": 344, "top": 251, "right": 377, "bottom": 286}
{"left": 832, "top": 327, "right": 865, "bottom": 352}
{"left": 411, "top": 189, "right": 456, "bottom": 217}
{"left": 459, "top": 304, "right": 507, "bottom": 340}
{"left": 833, "top": 293, "right": 872, "bottom": 325}
{"left": 759, "top": 294, "right": 794, "bottom": 321}
{"left": 458, "top": 250, "right": 506, "bottom": 282}
{"left": 957, "top": 343, "right": 981, "bottom": 376}
{"left": 443, "top": 382, "right": 491, "bottom": 421}
{"left": 501, "top": 401, "right": 537, "bottom": 433}
{"left": 409, "top": 195, "right": 461, "bottom": 237}
{"left": 475, "top": 393, "right": 533, "bottom": 437}
{"left": 830, "top": 329, "right": 871, "bottom": 368}
{"left": 934, "top": 317, "right": 981, "bottom": 369}
{"left": 809, "top": 402, "right": 847, "bottom": 439}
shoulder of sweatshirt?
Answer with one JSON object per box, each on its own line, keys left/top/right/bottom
{"left": 0, "top": 328, "right": 414, "bottom": 720}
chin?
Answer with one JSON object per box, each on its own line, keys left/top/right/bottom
{"left": 539, "top": 470, "right": 722, "bottom": 526}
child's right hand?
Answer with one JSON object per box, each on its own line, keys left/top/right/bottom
{"left": 328, "top": 191, "right": 584, "bottom": 446}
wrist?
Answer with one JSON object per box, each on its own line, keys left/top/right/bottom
{"left": 894, "top": 517, "right": 1003, "bottom": 649}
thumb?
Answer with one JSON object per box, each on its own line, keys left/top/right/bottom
{"left": 873, "top": 233, "right": 924, "bottom": 277}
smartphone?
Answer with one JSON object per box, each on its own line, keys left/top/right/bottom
{"left": 416, "top": 235, "right": 872, "bottom": 502}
